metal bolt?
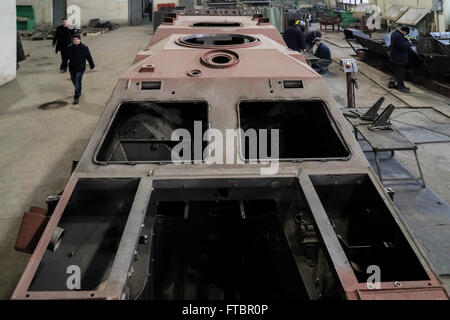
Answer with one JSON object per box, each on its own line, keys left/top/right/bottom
{"left": 270, "top": 181, "right": 281, "bottom": 188}
{"left": 314, "top": 277, "right": 320, "bottom": 287}
{"left": 139, "top": 235, "right": 148, "bottom": 244}
{"left": 394, "top": 281, "right": 402, "bottom": 287}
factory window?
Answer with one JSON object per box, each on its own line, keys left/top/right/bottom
{"left": 192, "top": 22, "right": 242, "bottom": 27}
{"left": 238, "top": 100, "right": 350, "bottom": 160}
{"left": 96, "top": 101, "right": 208, "bottom": 164}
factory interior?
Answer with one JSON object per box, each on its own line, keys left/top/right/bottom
{"left": 0, "top": 0, "right": 449, "bottom": 306}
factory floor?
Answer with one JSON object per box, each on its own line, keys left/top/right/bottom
{"left": 320, "top": 31, "right": 450, "bottom": 206}
{"left": 0, "top": 25, "right": 151, "bottom": 299}
{"left": 0, "top": 24, "right": 449, "bottom": 299}
{"left": 322, "top": 30, "right": 450, "bottom": 290}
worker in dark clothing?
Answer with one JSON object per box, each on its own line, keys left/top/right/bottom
{"left": 53, "top": 18, "right": 75, "bottom": 73}
{"left": 283, "top": 20, "right": 306, "bottom": 52}
{"left": 388, "top": 26, "right": 412, "bottom": 92}
{"left": 144, "top": 0, "right": 152, "bottom": 22}
{"left": 311, "top": 37, "right": 331, "bottom": 74}
{"left": 62, "top": 35, "right": 95, "bottom": 105}
{"left": 17, "top": 32, "right": 26, "bottom": 70}
{"left": 297, "top": 20, "right": 306, "bottom": 32}
{"left": 305, "top": 30, "right": 322, "bottom": 52}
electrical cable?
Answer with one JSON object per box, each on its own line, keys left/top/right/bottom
{"left": 391, "top": 110, "right": 450, "bottom": 124}
{"left": 391, "top": 119, "right": 450, "bottom": 139}
{"left": 368, "top": 84, "right": 390, "bottom": 95}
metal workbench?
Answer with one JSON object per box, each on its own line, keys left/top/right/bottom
{"left": 344, "top": 110, "right": 426, "bottom": 187}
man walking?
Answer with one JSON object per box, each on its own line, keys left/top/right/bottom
{"left": 53, "top": 18, "right": 74, "bottom": 72}
{"left": 312, "top": 37, "right": 332, "bottom": 74}
{"left": 62, "top": 35, "right": 95, "bottom": 105}
{"left": 388, "top": 26, "right": 412, "bottom": 92}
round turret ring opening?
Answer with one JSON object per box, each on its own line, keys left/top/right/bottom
{"left": 200, "top": 49, "right": 240, "bottom": 69}
{"left": 176, "top": 34, "right": 260, "bottom": 49}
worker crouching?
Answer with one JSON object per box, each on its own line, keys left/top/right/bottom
{"left": 311, "top": 37, "right": 331, "bottom": 75}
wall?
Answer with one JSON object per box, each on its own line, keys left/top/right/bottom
{"left": 0, "top": 0, "right": 17, "bottom": 86}
{"left": 444, "top": 0, "right": 450, "bottom": 30}
{"left": 67, "top": 0, "right": 129, "bottom": 26}
{"left": 370, "top": 0, "right": 446, "bottom": 31}
{"left": 16, "top": 0, "right": 53, "bottom": 27}
{"left": 325, "top": 0, "right": 337, "bottom": 8}
{"left": 370, "top": 0, "right": 433, "bottom": 12}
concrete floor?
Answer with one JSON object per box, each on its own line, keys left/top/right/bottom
{"left": 0, "top": 25, "right": 449, "bottom": 299}
{"left": 323, "top": 61, "right": 450, "bottom": 204}
{"left": 320, "top": 32, "right": 450, "bottom": 206}
{"left": 0, "top": 25, "right": 151, "bottom": 299}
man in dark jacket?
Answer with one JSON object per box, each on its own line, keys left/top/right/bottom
{"left": 283, "top": 20, "right": 306, "bottom": 52}
{"left": 305, "top": 30, "right": 322, "bottom": 52}
{"left": 388, "top": 26, "right": 412, "bottom": 92}
{"left": 17, "top": 32, "right": 26, "bottom": 70}
{"left": 144, "top": 0, "right": 152, "bottom": 23}
{"left": 62, "top": 34, "right": 95, "bottom": 105}
{"left": 53, "top": 18, "right": 75, "bottom": 72}
{"left": 312, "top": 37, "right": 332, "bottom": 74}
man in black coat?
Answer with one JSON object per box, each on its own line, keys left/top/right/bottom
{"left": 388, "top": 26, "right": 412, "bottom": 92}
{"left": 17, "top": 32, "right": 26, "bottom": 70}
{"left": 283, "top": 20, "right": 306, "bottom": 52}
{"left": 53, "top": 18, "right": 75, "bottom": 72}
{"left": 62, "top": 34, "right": 95, "bottom": 105}
{"left": 144, "top": 0, "right": 152, "bottom": 23}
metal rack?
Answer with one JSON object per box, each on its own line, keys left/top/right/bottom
{"left": 203, "top": 0, "right": 271, "bottom": 9}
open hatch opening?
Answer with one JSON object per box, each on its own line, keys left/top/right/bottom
{"left": 310, "top": 174, "right": 430, "bottom": 283}
{"left": 192, "top": 22, "right": 242, "bottom": 27}
{"left": 143, "top": 178, "right": 342, "bottom": 300}
{"left": 176, "top": 34, "right": 259, "bottom": 48}
{"left": 96, "top": 101, "right": 208, "bottom": 163}
{"left": 28, "top": 178, "right": 140, "bottom": 292}
{"left": 239, "top": 100, "right": 350, "bottom": 160}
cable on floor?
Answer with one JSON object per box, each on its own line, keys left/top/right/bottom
{"left": 391, "top": 119, "right": 450, "bottom": 139}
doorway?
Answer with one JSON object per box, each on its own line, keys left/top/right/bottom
{"left": 52, "top": 0, "right": 67, "bottom": 27}
{"left": 129, "top": 0, "right": 144, "bottom": 26}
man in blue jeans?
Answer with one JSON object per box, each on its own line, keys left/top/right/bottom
{"left": 62, "top": 34, "right": 95, "bottom": 104}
